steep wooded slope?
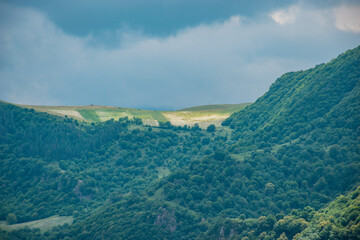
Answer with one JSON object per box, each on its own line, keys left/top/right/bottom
{"left": 223, "top": 46, "right": 360, "bottom": 150}
{"left": 157, "top": 46, "right": 360, "bottom": 220}
{"left": 0, "top": 46, "right": 359, "bottom": 239}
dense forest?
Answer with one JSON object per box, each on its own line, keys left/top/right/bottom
{"left": 0, "top": 46, "right": 359, "bottom": 239}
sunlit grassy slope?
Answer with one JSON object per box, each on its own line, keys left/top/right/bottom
{"left": 16, "top": 103, "right": 251, "bottom": 128}
{"left": 165, "top": 103, "right": 251, "bottom": 128}
{"left": 0, "top": 215, "right": 73, "bottom": 233}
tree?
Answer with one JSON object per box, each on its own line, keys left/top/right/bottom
{"left": 206, "top": 124, "right": 216, "bottom": 132}
{"left": 6, "top": 213, "right": 17, "bottom": 225}
{"left": 265, "top": 183, "right": 275, "bottom": 194}
{"left": 277, "top": 233, "right": 288, "bottom": 240}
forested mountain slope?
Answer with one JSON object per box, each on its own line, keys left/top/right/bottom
{"left": 0, "top": 46, "right": 359, "bottom": 239}
{"left": 157, "top": 46, "right": 360, "bottom": 219}
{"left": 200, "top": 186, "right": 360, "bottom": 240}
{"left": 0, "top": 102, "right": 224, "bottom": 223}
{"left": 223, "top": 46, "right": 360, "bottom": 149}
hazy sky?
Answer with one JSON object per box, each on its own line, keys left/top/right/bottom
{"left": 0, "top": 0, "right": 359, "bottom": 110}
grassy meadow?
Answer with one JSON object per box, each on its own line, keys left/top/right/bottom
{"left": 16, "top": 103, "right": 251, "bottom": 128}
{"left": 0, "top": 216, "right": 74, "bottom": 233}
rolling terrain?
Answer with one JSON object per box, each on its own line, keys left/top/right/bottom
{"left": 15, "top": 103, "right": 250, "bottom": 128}
{"left": 0, "top": 46, "right": 359, "bottom": 239}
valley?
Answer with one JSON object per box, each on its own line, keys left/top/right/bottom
{"left": 0, "top": 46, "right": 359, "bottom": 239}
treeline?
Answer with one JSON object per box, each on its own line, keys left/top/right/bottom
{"left": 158, "top": 144, "right": 359, "bottom": 219}
{"left": 223, "top": 46, "right": 360, "bottom": 150}
{"left": 0, "top": 46, "right": 360, "bottom": 239}
{"left": 0, "top": 101, "right": 224, "bottom": 223}
{"left": 200, "top": 186, "right": 360, "bottom": 240}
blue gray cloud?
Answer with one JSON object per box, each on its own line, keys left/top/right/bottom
{"left": 0, "top": 0, "right": 297, "bottom": 37}
{"left": 0, "top": 1, "right": 359, "bottom": 109}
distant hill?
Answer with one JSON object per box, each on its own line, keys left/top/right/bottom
{"left": 15, "top": 104, "right": 168, "bottom": 126}
{"left": 14, "top": 103, "right": 250, "bottom": 128}
{"left": 163, "top": 103, "right": 250, "bottom": 128}
{"left": 0, "top": 46, "right": 359, "bottom": 240}
{"left": 178, "top": 103, "right": 250, "bottom": 112}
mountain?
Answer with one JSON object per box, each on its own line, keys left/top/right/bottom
{"left": 223, "top": 46, "right": 360, "bottom": 149}
{"left": 0, "top": 46, "right": 359, "bottom": 239}
{"left": 156, "top": 45, "right": 360, "bottom": 216}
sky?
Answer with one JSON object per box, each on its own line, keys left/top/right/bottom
{"left": 0, "top": 0, "right": 359, "bottom": 110}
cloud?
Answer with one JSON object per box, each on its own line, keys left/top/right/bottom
{"left": 0, "top": 3, "right": 359, "bottom": 109}
{"left": 270, "top": 6, "right": 299, "bottom": 25}
{"left": 334, "top": 5, "right": 360, "bottom": 33}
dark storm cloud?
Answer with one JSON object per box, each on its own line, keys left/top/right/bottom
{"left": 0, "top": 1, "right": 359, "bottom": 109}
{"left": 0, "top": 0, "right": 297, "bottom": 37}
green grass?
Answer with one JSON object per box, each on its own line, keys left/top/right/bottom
{"left": 162, "top": 103, "right": 251, "bottom": 128}
{"left": 78, "top": 109, "right": 100, "bottom": 121}
{"left": 126, "top": 109, "right": 168, "bottom": 123}
{"left": 15, "top": 103, "right": 252, "bottom": 128}
{"left": 152, "top": 188, "right": 165, "bottom": 200}
{"left": 157, "top": 167, "right": 171, "bottom": 178}
{"left": 145, "top": 111, "right": 168, "bottom": 123}
{"left": 0, "top": 215, "right": 74, "bottom": 233}
{"left": 149, "top": 188, "right": 199, "bottom": 218}
{"left": 230, "top": 152, "right": 251, "bottom": 162}
{"left": 91, "top": 108, "right": 168, "bottom": 125}
{"left": 162, "top": 110, "right": 230, "bottom": 128}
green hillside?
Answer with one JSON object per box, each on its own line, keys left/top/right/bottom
{"left": 199, "top": 185, "right": 360, "bottom": 240}
{"left": 164, "top": 103, "right": 251, "bottom": 128}
{"left": 155, "top": 46, "right": 360, "bottom": 217}
{"left": 15, "top": 104, "right": 168, "bottom": 125}
{"left": 223, "top": 46, "right": 360, "bottom": 149}
{"left": 16, "top": 103, "right": 250, "bottom": 128}
{"left": 296, "top": 186, "right": 360, "bottom": 239}
{"left": 0, "top": 216, "right": 74, "bottom": 233}
{"left": 0, "top": 46, "right": 359, "bottom": 239}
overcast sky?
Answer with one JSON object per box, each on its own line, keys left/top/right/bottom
{"left": 0, "top": 0, "right": 359, "bottom": 110}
